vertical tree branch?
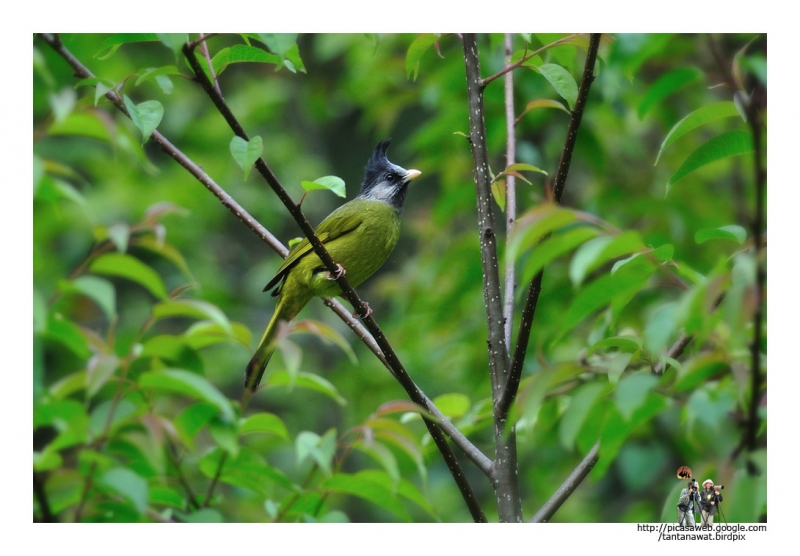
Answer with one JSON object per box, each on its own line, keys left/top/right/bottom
{"left": 498, "top": 33, "right": 602, "bottom": 419}
{"left": 463, "top": 33, "right": 521, "bottom": 523}
{"left": 503, "top": 33, "right": 518, "bottom": 348}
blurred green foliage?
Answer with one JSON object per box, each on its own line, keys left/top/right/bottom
{"left": 33, "top": 33, "right": 766, "bottom": 523}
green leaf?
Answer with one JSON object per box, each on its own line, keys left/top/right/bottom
{"left": 491, "top": 179, "right": 505, "bottom": 211}
{"left": 230, "top": 135, "right": 263, "bottom": 180}
{"left": 638, "top": 67, "right": 703, "bottom": 119}
{"left": 520, "top": 227, "right": 598, "bottom": 288}
{"left": 432, "top": 393, "right": 470, "bottom": 419}
{"left": 517, "top": 99, "right": 571, "bottom": 122}
{"left": 354, "top": 441, "right": 400, "bottom": 484}
{"left": 322, "top": 472, "right": 410, "bottom": 521}
{"left": 239, "top": 412, "right": 289, "bottom": 440}
{"left": 86, "top": 352, "right": 119, "bottom": 398}
{"left": 89, "top": 253, "right": 168, "bottom": 300}
{"left": 139, "top": 369, "right": 235, "bottom": 421}
{"left": 614, "top": 373, "right": 659, "bottom": 420}
{"left": 537, "top": 63, "right": 578, "bottom": 110}
{"left": 49, "top": 88, "right": 76, "bottom": 124}
{"left": 695, "top": 225, "right": 747, "bottom": 245}
{"left": 300, "top": 175, "right": 346, "bottom": 198}
{"left": 210, "top": 45, "right": 280, "bottom": 76}
{"left": 134, "top": 66, "right": 181, "bottom": 87}
{"left": 666, "top": 130, "right": 754, "bottom": 194}
{"left": 157, "top": 34, "right": 187, "bottom": 58}
{"left": 152, "top": 299, "right": 233, "bottom": 336}
{"left": 99, "top": 468, "right": 148, "bottom": 515}
{"left": 569, "top": 232, "right": 646, "bottom": 287}
{"left": 175, "top": 403, "right": 218, "bottom": 448}
{"left": 295, "top": 429, "right": 337, "bottom": 476}
{"left": 149, "top": 486, "right": 185, "bottom": 509}
{"left": 95, "top": 33, "right": 160, "bottom": 59}
{"left": 265, "top": 370, "right": 347, "bottom": 406}
{"left": 559, "top": 382, "right": 609, "bottom": 450}
{"left": 558, "top": 256, "right": 657, "bottom": 340}
{"left": 46, "top": 313, "right": 91, "bottom": 359}
{"left": 183, "top": 321, "right": 251, "bottom": 350}
{"left": 122, "top": 95, "right": 163, "bottom": 144}
{"left": 588, "top": 335, "right": 643, "bottom": 355}
{"left": 292, "top": 319, "right": 356, "bottom": 363}
{"left": 655, "top": 101, "right": 741, "bottom": 165}
{"left": 63, "top": 275, "right": 117, "bottom": 320}
{"left": 508, "top": 205, "right": 580, "bottom": 262}
{"left": 606, "top": 351, "right": 634, "bottom": 385}
{"left": 673, "top": 352, "right": 728, "bottom": 391}
{"left": 257, "top": 33, "right": 301, "bottom": 72}
{"left": 134, "top": 235, "right": 195, "bottom": 283}
{"left": 406, "top": 34, "right": 439, "bottom": 80}
{"left": 48, "top": 112, "right": 112, "bottom": 143}
{"left": 209, "top": 417, "right": 240, "bottom": 457}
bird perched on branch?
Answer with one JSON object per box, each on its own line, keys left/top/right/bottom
{"left": 245, "top": 139, "right": 421, "bottom": 392}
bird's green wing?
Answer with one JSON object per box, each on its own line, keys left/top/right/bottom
{"left": 263, "top": 208, "right": 364, "bottom": 293}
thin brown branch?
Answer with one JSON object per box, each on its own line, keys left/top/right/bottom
{"left": 529, "top": 441, "right": 599, "bottom": 522}
{"left": 202, "top": 451, "right": 227, "bottom": 507}
{"left": 499, "top": 33, "right": 602, "bottom": 420}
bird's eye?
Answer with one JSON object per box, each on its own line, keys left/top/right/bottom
{"left": 386, "top": 173, "right": 396, "bottom": 182}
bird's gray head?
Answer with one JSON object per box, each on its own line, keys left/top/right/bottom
{"left": 358, "top": 139, "right": 421, "bottom": 213}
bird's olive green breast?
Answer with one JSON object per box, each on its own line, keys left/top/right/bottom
{"left": 288, "top": 198, "right": 402, "bottom": 299}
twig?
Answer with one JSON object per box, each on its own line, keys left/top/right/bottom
{"left": 498, "top": 33, "right": 602, "bottom": 420}
{"left": 203, "top": 451, "right": 227, "bottom": 507}
{"left": 502, "top": 33, "right": 518, "bottom": 348}
{"left": 463, "top": 33, "right": 521, "bottom": 523}
{"left": 529, "top": 441, "right": 599, "bottom": 522}
{"left": 198, "top": 33, "right": 222, "bottom": 96}
{"left": 481, "top": 34, "right": 580, "bottom": 88}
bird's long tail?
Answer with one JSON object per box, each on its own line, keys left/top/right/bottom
{"left": 245, "top": 297, "right": 293, "bottom": 392}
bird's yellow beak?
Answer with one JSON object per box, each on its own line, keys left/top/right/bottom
{"left": 404, "top": 169, "right": 422, "bottom": 183}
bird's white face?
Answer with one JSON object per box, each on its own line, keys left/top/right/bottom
{"left": 361, "top": 165, "right": 419, "bottom": 206}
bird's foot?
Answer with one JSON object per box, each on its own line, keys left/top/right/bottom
{"left": 326, "top": 263, "right": 346, "bottom": 281}
{"left": 353, "top": 302, "right": 372, "bottom": 320}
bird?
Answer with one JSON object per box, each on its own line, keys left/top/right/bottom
{"left": 245, "top": 139, "right": 421, "bottom": 392}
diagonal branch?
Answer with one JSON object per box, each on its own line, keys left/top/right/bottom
{"left": 498, "top": 33, "right": 602, "bottom": 420}
{"left": 529, "top": 441, "right": 599, "bottom": 522}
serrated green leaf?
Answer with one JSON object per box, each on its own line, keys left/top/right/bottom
{"left": 157, "top": 34, "right": 187, "bottom": 58}
{"left": 354, "top": 441, "right": 400, "bottom": 485}
{"left": 673, "top": 352, "right": 728, "bottom": 391}
{"left": 139, "top": 369, "right": 235, "bottom": 421}
{"left": 569, "top": 231, "right": 646, "bottom": 287}
{"left": 667, "top": 130, "right": 754, "bottom": 195}
{"left": 183, "top": 321, "right": 251, "bottom": 350}
{"left": 300, "top": 175, "right": 346, "bottom": 198}
{"left": 517, "top": 99, "right": 571, "bottom": 122}
{"left": 149, "top": 486, "right": 185, "bottom": 509}
{"left": 175, "top": 403, "right": 218, "bottom": 448}
{"left": 295, "top": 429, "right": 336, "bottom": 476}
{"left": 230, "top": 135, "right": 263, "bottom": 180}
{"left": 695, "top": 225, "right": 747, "bottom": 245}
{"left": 655, "top": 101, "right": 741, "bottom": 165}
{"left": 89, "top": 253, "right": 168, "bottom": 300}
{"left": 46, "top": 314, "right": 91, "bottom": 359}
{"left": 537, "top": 63, "right": 578, "bottom": 110}
{"left": 638, "top": 67, "right": 703, "bottom": 119}
{"left": 122, "top": 95, "right": 163, "bottom": 144}
{"left": 209, "top": 417, "right": 240, "bottom": 457}
{"left": 406, "top": 34, "right": 439, "bottom": 80}
{"left": 508, "top": 205, "right": 579, "bottom": 262}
